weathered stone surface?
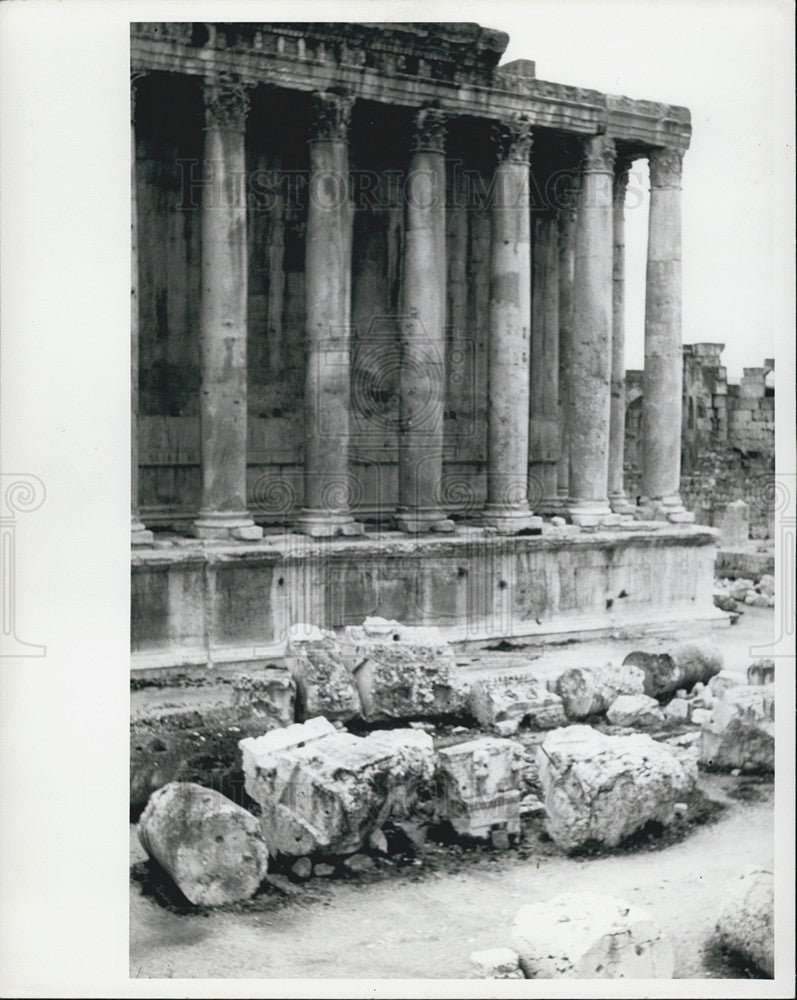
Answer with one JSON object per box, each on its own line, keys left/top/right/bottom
{"left": 470, "top": 947, "right": 523, "bottom": 979}
{"left": 606, "top": 693, "right": 665, "bottom": 728}
{"left": 240, "top": 718, "right": 435, "bottom": 857}
{"left": 747, "top": 659, "right": 774, "bottom": 686}
{"left": 729, "top": 577, "right": 755, "bottom": 600}
{"left": 468, "top": 674, "right": 567, "bottom": 733}
{"left": 708, "top": 670, "right": 743, "bottom": 699}
{"left": 232, "top": 665, "right": 295, "bottom": 729}
{"left": 435, "top": 736, "right": 524, "bottom": 839}
{"left": 288, "top": 641, "right": 362, "bottom": 724}
{"left": 352, "top": 641, "right": 468, "bottom": 722}
{"left": 717, "top": 499, "right": 749, "bottom": 548}
{"left": 623, "top": 640, "right": 723, "bottom": 699}
{"left": 700, "top": 686, "right": 774, "bottom": 772}
{"left": 713, "top": 592, "right": 739, "bottom": 614}
{"left": 290, "top": 857, "right": 313, "bottom": 881}
{"left": 511, "top": 892, "right": 675, "bottom": 978}
{"left": 555, "top": 662, "right": 645, "bottom": 720}
{"left": 536, "top": 725, "right": 696, "bottom": 851}
{"left": 138, "top": 782, "right": 269, "bottom": 906}
{"left": 664, "top": 697, "right": 690, "bottom": 723}
{"left": 757, "top": 574, "right": 775, "bottom": 597}
{"left": 715, "top": 867, "right": 774, "bottom": 977}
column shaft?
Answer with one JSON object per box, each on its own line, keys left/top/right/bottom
{"left": 641, "top": 146, "right": 694, "bottom": 522}
{"left": 529, "top": 212, "right": 560, "bottom": 511}
{"left": 567, "top": 134, "right": 617, "bottom": 526}
{"left": 193, "top": 79, "right": 262, "bottom": 540}
{"left": 608, "top": 157, "right": 636, "bottom": 514}
{"left": 131, "top": 76, "right": 153, "bottom": 545}
{"left": 296, "top": 92, "right": 362, "bottom": 537}
{"left": 556, "top": 178, "right": 578, "bottom": 501}
{"left": 395, "top": 107, "right": 453, "bottom": 533}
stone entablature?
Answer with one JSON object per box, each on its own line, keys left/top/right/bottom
{"left": 130, "top": 22, "right": 691, "bottom": 153}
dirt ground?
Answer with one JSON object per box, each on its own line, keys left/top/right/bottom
{"left": 130, "top": 606, "right": 777, "bottom": 980}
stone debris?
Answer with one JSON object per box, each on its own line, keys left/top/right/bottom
{"left": 663, "top": 697, "right": 690, "bottom": 723}
{"left": 231, "top": 665, "right": 296, "bottom": 730}
{"left": 555, "top": 662, "right": 645, "bottom": 720}
{"left": 342, "top": 853, "right": 376, "bottom": 874}
{"left": 511, "top": 892, "right": 675, "bottom": 979}
{"left": 536, "top": 725, "right": 696, "bottom": 851}
{"left": 700, "top": 686, "right": 774, "bottom": 772}
{"left": 690, "top": 707, "right": 710, "bottom": 726}
{"left": 468, "top": 673, "right": 567, "bottom": 734}
{"left": 352, "top": 639, "right": 469, "bottom": 722}
{"left": 290, "top": 857, "right": 313, "bottom": 881}
{"left": 747, "top": 659, "right": 774, "bottom": 686}
{"left": 606, "top": 693, "right": 665, "bottom": 728}
{"left": 313, "top": 862, "right": 336, "bottom": 878}
{"left": 757, "top": 574, "right": 775, "bottom": 597}
{"left": 728, "top": 577, "right": 755, "bottom": 601}
{"left": 240, "top": 718, "right": 435, "bottom": 857}
{"left": 435, "top": 736, "right": 524, "bottom": 839}
{"left": 623, "top": 640, "right": 723, "bottom": 699}
{"left": 715, "top": 866, "right": 774, "bottom": 977}
{"left": 138, "top": 782, "right": 269, "bottom": 906}
{"left": 287, "top": 637, "right": 362, "bottom": 724}
{"left": 470, "top": 947, "right": 523, "bottom": 979}
{"left": 708, "top": 670, "right": 743, "bottom": 700}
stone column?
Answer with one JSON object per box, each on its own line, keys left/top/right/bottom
{"left": 567, "top": 133, "right": 617, "bottom": 527}
{"left": 296, "top": 91, "right": 363, "bottom": 538}
{"left": 608, "top": 155, "right": 636, "bottom": 515}
{"left": 529, "top": 211, "right": 560, "bottom": 512}
{"left": 556, "top": 173, "right": 578, "bottom": 503}
{"left": 482, "top": 117, "right": 541, "bottom": 533}
{"left": 131, "top": 75, "right": 153, "bottom": 546}
{"left": 193, "top": 78, "right": 263, "bottom": 541}
{"left": 640, "top": 147, "right": 694, "bottom": 522}
{"left": 395, "top": 107, "right": 454, "bottom": 533}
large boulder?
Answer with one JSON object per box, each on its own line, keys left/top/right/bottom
{"left": 555, "top": 662, "right": 645, "bottom": 720}
{"left": 700, "top": 686, "right": 774, "bottom": 772}
{"left": 137, "top": 782, "right": 269, "bottom": 906}
{"left": 623, "top": 640, "right": 723, "bottom": 699}
{"left": 240, "top": 718, "right": 435, "bottom": 857}
{"left": 286, "top": 632, "right": 362, "bottom": 724}
{"left": 536, "top": 725, "right": 696, "bottom": 851}
{"left": 511, "top": 892, "right": 675, "bottom": 978}
{"left": 606, "top": 693, "right": 665, "bottom": 728}
{"left": 435, "top": 736, "right": 524, "bottom": 839}
{"left": 352, "top": 638, "right": 468, "bottom": 722}
{"left": 715, "top": 867, "right": 774, "bottom": 976}
{"left": 468, "top": 674, "right": 566, "bottom": 734}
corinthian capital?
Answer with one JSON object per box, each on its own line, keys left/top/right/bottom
{"left": 410, "top": 106, "right": 449, "bottom": 155}
{"left": 308, "top": 91, "right": 354, "bottom": 143}
{"left": 582, "top": 133, "right": 616, "bottom": 173}
{"left": 648, "top": 147, "right": 683, "bottom": 189}
{"left": 204, "top": 76, "right": 249, "bottom": 131}
{"left": 492, "top": 116, "right": 533, "bottom": 164}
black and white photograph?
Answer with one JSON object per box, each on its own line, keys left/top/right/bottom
{"left": 0, "top": 1, "right": 794, "bottom": 996}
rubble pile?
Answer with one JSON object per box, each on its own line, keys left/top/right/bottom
{"left": 713, "top": 574, "right": 776, "bottom": 613}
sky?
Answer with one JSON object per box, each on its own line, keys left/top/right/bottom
{"left": 485, "top": 0, "right": 794, "bottom": 379}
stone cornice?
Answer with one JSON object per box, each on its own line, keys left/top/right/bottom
{"left": 130, "top": 23, "right": 692, "bottom": 152}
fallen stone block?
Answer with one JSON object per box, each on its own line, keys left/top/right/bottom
{"left": 606, "top": 693, "right": 665, "bottom": 728}
{"left": 138, "top": 782, "right": 269, "bottom": 906}
{"left": 747, "top": 659, "right": 774, "bottom": 686}
{"left": 713, "top": 592, "right": 739, "bottom": 614}
{"left": 468, "top": 674, "right": 567, "bottom": 733}
{"left": 288, "top": 641, "right": 362, "bottom": 724}
{"left": 470, "top": 947, "right": 523, "bottom": 979}
{"left": 240, "top": 718, "right": 435, "bottom": 857}
{"left": 708, "top": 670, "right": 743, "bottom": 699}
{"left": 555, "top": 662, "right": 645, "bottom": 720}
{"left": 622, "top": 640, "right": 723, "bottom": 699}
{"left": 715, "top": 867, "right": 774, "bottom": 977}
{"left": 536, "top": 725, "right": 696, "bottom": 851}
{"left": 700, "top": 686, "right": 774, "bottom": 772}
{"left": 511, "top": 892, "right": 675, "bottom": 978}
{"left": 757, "top": 574, "right": 775, "bottom": 596}
{"left": 663, "top": 697, "right": 690, "bottom": 723}
{"left": 729, "top": 578, "right": 755, "bottom": 600}
{"left": 232, "top": 665, "right": 295, "bottom": 729}
{"left": 745, "top": 592, "right": 770, "bottom": 607}
{"left": 352, "top": 641, "right": 469, "bottom": 722}
{"left": 690, "top": 707, "right": 710, "bottom": 726}
{"left": 435, "top": 736, "right": 524, "bottom": 839}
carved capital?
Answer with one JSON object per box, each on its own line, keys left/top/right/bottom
{"left": 492, "top": 116, "right": 533, "bottom": 163}
{"left": 203, "top": 76, "right": 249, "bottom": 131}
{"left": 581, "top": 133, "right": 616, "bottom": 173}
{"left": 648, "top": 147, "right": 683, "bottom": 189}
{"left": 309, "top": 91, "right": 354, "bottom": 143}
{"left": 614, "top": 153, "right": 636, "bottom": 202}
{"left": 410, "top": 106, "right": 449, "bottom": 155}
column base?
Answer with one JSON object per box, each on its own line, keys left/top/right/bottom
{"left": 481, "top": 505, "right": 543, "bottom": 535}
{"left": 394, "top": 509, "right": 456, "bottom": 534}
{"left": 131, "top": 517, "right": 154, "bottom": 546}
{"left": 634, "top": 495, "right": 696, "bottom": 524}
{"left": 566, "top": 501, "right": 622, "bottom": 527}
{"left": 609, "top": 493, "right": 637, "bottom": 516}
{"left": 536, "top": 496, "right": 566, "bottom": 516}
{"left": 295, "top": 510, "right": 365, "bottom": 538}
{"left": 192, "top": 511, "right": 264, "bottom": 541}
